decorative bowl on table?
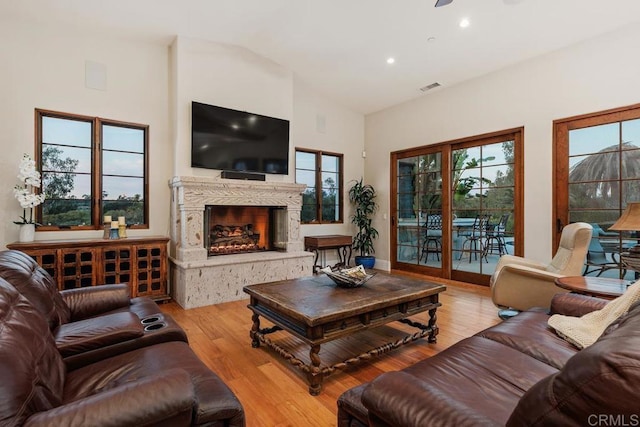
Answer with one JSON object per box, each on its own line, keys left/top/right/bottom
{"left": 320, "top": 265, "right": 375, "bottom": 288}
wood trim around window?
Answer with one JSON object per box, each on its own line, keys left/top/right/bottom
{"left": 389, "top": 127, "right": 524, "bottom": 285}
{"left": 552, "top": 102, "right": 640, "bottom": 250}
{"left": 295, "top": 147, "right": 344, "bottom": 225}
{"left": 35, "top": 108, "right": 149, "bottom": 231}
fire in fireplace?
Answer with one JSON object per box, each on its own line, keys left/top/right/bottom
{"left": 204, "top": 205, "right": 287, "bottom": 256}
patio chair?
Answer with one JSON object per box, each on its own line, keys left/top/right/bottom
{"left": 484, "top": 213, "right": 510, "bottom": 256}
{"left": 582, "top": 230, "right": 626, "bottom": 279}
{"left": 421, "top": 214, "right": 443, "bottom": 262}
{"left": 458, "top": 214, "right": 489, "bottom": 262}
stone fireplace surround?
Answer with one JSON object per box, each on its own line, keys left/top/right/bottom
{"left": 169, "top": 176, "right": 313, "bottom": 309}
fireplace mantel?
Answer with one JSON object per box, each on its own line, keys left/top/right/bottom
{"left": 168, "top": 176, "right": 313, "bottom": 308}
{"left": 171, "top": 176, "right": 307, "bottom": 208}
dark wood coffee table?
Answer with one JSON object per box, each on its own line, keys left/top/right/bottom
{"left": 243, "top": 272, "right": 445, "bottom": 395}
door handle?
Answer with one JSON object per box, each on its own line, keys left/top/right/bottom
{"left": 556, "top": 218, "right": 564, "bottom": 233}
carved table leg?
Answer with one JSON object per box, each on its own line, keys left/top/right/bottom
{"left": 250, "top": 312, "right": 261, "bottom": 348}
{"left": 307, "top": 344, "right": 323, "bottom": 396}
{"left": 427, "top": 307, "right": 439, "bottom": 343}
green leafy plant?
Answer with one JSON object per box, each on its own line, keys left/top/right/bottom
{"left": 348, "top": 178, "right": 379, "bottom": 256}
{"left": 452, "top": 151, "right": 495, "bottom": 198}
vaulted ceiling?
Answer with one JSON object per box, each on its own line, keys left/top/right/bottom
{"left": 3, "top": 0, "right": 640, "bottom": 114}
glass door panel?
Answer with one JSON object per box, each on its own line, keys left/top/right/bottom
{"left": 562, "top": 116, "right": 640, "bottom": 280}
{"left": 451, "top": 141, "right": 515, "bottom": 279}
{"left": 391, "top": 128, "right": 522, "bottom": 285}
{"left": 395, "top": 153, "right": 443, "bottom": 269}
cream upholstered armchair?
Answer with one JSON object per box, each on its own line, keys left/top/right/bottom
{"left": 490, "top": 222, "right": 593, "bottom": 316}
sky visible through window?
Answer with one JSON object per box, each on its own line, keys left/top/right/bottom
{"left": 43, "top": 117, "right": 144, "bottom": 199}
{"left": 568, "top": 118, "right": 640, "bottom": 170}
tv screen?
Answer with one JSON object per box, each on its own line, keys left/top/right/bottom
{"left": 191, "top": 101, "right": 290, "bottom": 175}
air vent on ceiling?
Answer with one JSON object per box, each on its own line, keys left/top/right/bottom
{"left": 419, "top": 82, "right": 441, "bottom": 92}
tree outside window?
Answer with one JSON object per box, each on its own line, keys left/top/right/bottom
{"left": 36, "top": 109, "right": 148, "bottom": 230}
{"left": 295, "top": 149, "right": 343, "bottom": 224}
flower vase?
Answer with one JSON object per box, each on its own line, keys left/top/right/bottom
{"left": 19, "top": 223, "right": 35, "bottom": 242}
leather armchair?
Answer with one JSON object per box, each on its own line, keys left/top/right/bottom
{"left": 0, "top": 278, "right": 245, "bottom": 426}
{"left": 490, "top": 222, "right": 593, "bottom": 313}
{"left": 0, "top": 249, "right": 187, "bottom": 368}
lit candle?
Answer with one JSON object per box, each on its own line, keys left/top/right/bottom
{"left": 111, "top": 221, "right": 119, "bottom": 229}
{"left": 104, "top": 215, "right": 112, "bottom": 223}
{"left": 118, "top": 216, "right": 126, "bottom": 225}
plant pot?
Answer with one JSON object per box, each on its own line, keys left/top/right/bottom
{"left": 19, "top": 223, "right": 35, "bottom": 242}
{"left": 355, "top": 255, "right": 375, "bottom": 269}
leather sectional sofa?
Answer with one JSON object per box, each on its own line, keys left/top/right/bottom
{"left": 0, "top": 249, "right": 245, "bottom": 426}
{"left": 337, "top": 292, "right": 640, "bottom": 426}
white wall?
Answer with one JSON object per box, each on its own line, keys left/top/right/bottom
{"left": 169, "top": 37, "right": 365, "bottom": 264}
{"left": 365, "top": 23, "right": 640, "bottom": 266}
{"left": 170, "top": 36, "right": 294, "bottom": 178}
{"left": 0, "top": 26, "right": 365, "bottom": 257}
{"left": 0, "top": 22, "right": 171, "bottom": 247}
{"left": 292, "top": 77, "right": 366, "bottom": 245}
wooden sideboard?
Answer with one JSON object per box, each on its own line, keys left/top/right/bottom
{"left": 7, "top": 236, "right": 170, "bottom": 301}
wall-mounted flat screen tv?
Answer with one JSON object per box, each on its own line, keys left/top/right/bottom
{"left": 191, "top": 101, "right": 290, "bottom": 175}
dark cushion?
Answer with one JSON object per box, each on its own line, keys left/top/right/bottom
{"left": 476, "top": 308, "right": 579, "bottom": 369}
{"left": 0, "top": 250, "right": 70, "bottom": 329}
{"left": 62, "top": 312, "right": 189, "bottom": 370}
{"left": 549, "top": 292, "right": 608, "bottom": 317}
{"left": 54, "top": 311, "right": 144, "bottom": 358}
{"left": 0, "top": 278, "right": 65, "bottom": 425}
{"left": 337, "top": 383, "right": 370, "bottom": 427}
{"left": 507, "top": 303, "right": 640, "bottom": 426}
{"left": 399, "top": 336, "right": 557, "bottom": 425}
{"left": 345, "top": 336, "right": 558, "bottom": 427}
{"left": 362, "top": 371, "right": 501, "bottom": 427}
{"left": 60, "top": 284, "right": 131, "bottom": 321}
{"left": 64, "top": 341, "right": 245, "bottom": 426}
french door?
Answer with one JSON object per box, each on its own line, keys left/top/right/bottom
{"left": 392, "top": 146, "right": 449, "bottom": 276}
{"left": 391, "top": 129, "right": 523, "bottom": 285}
{"left": 554, "top": 104, "right": 640, "bottom": 280}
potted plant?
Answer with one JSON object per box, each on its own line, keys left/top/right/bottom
{"left": 13, "top": 153, "right": 45, "bottom": 242}
{"left": 348, "top": 178, "right": 379, "bottom": 269}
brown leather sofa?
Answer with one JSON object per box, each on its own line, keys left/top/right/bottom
{"left": 337, "top": 292, "right": 640, "bottom": 426}
{"left": 0, "top": 249, "right": 188, "bottom": 369}
{"left": 0, "top": 250, "right": 245, "bottom": 426}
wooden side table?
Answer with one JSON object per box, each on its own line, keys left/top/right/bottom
{"left": 304, "top": 235, "right": 352, "bottom": 273}
{"left": 554, "top": 276, "right": 631, "bottom": 299}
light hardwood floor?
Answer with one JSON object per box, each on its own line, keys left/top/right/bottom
{"left": 160, "top": 272, "right": 501, "bottom": 427}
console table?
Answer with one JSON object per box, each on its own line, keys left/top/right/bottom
{"left": 7, "top": 236, "right": 170, "bottom": 301}
{"left": 304, "top": 234, "right": 352, "bottom": 272}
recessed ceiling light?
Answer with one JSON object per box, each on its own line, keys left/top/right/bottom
{"left": 459, "top": 18, "right": 470, "bottom": 28}
{"left": 386, "top": 57, "right": 395, "bottom": 64}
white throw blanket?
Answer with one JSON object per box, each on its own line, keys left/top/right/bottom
{"left": 548, "top": 280, "right": 640, "bottom": 349}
